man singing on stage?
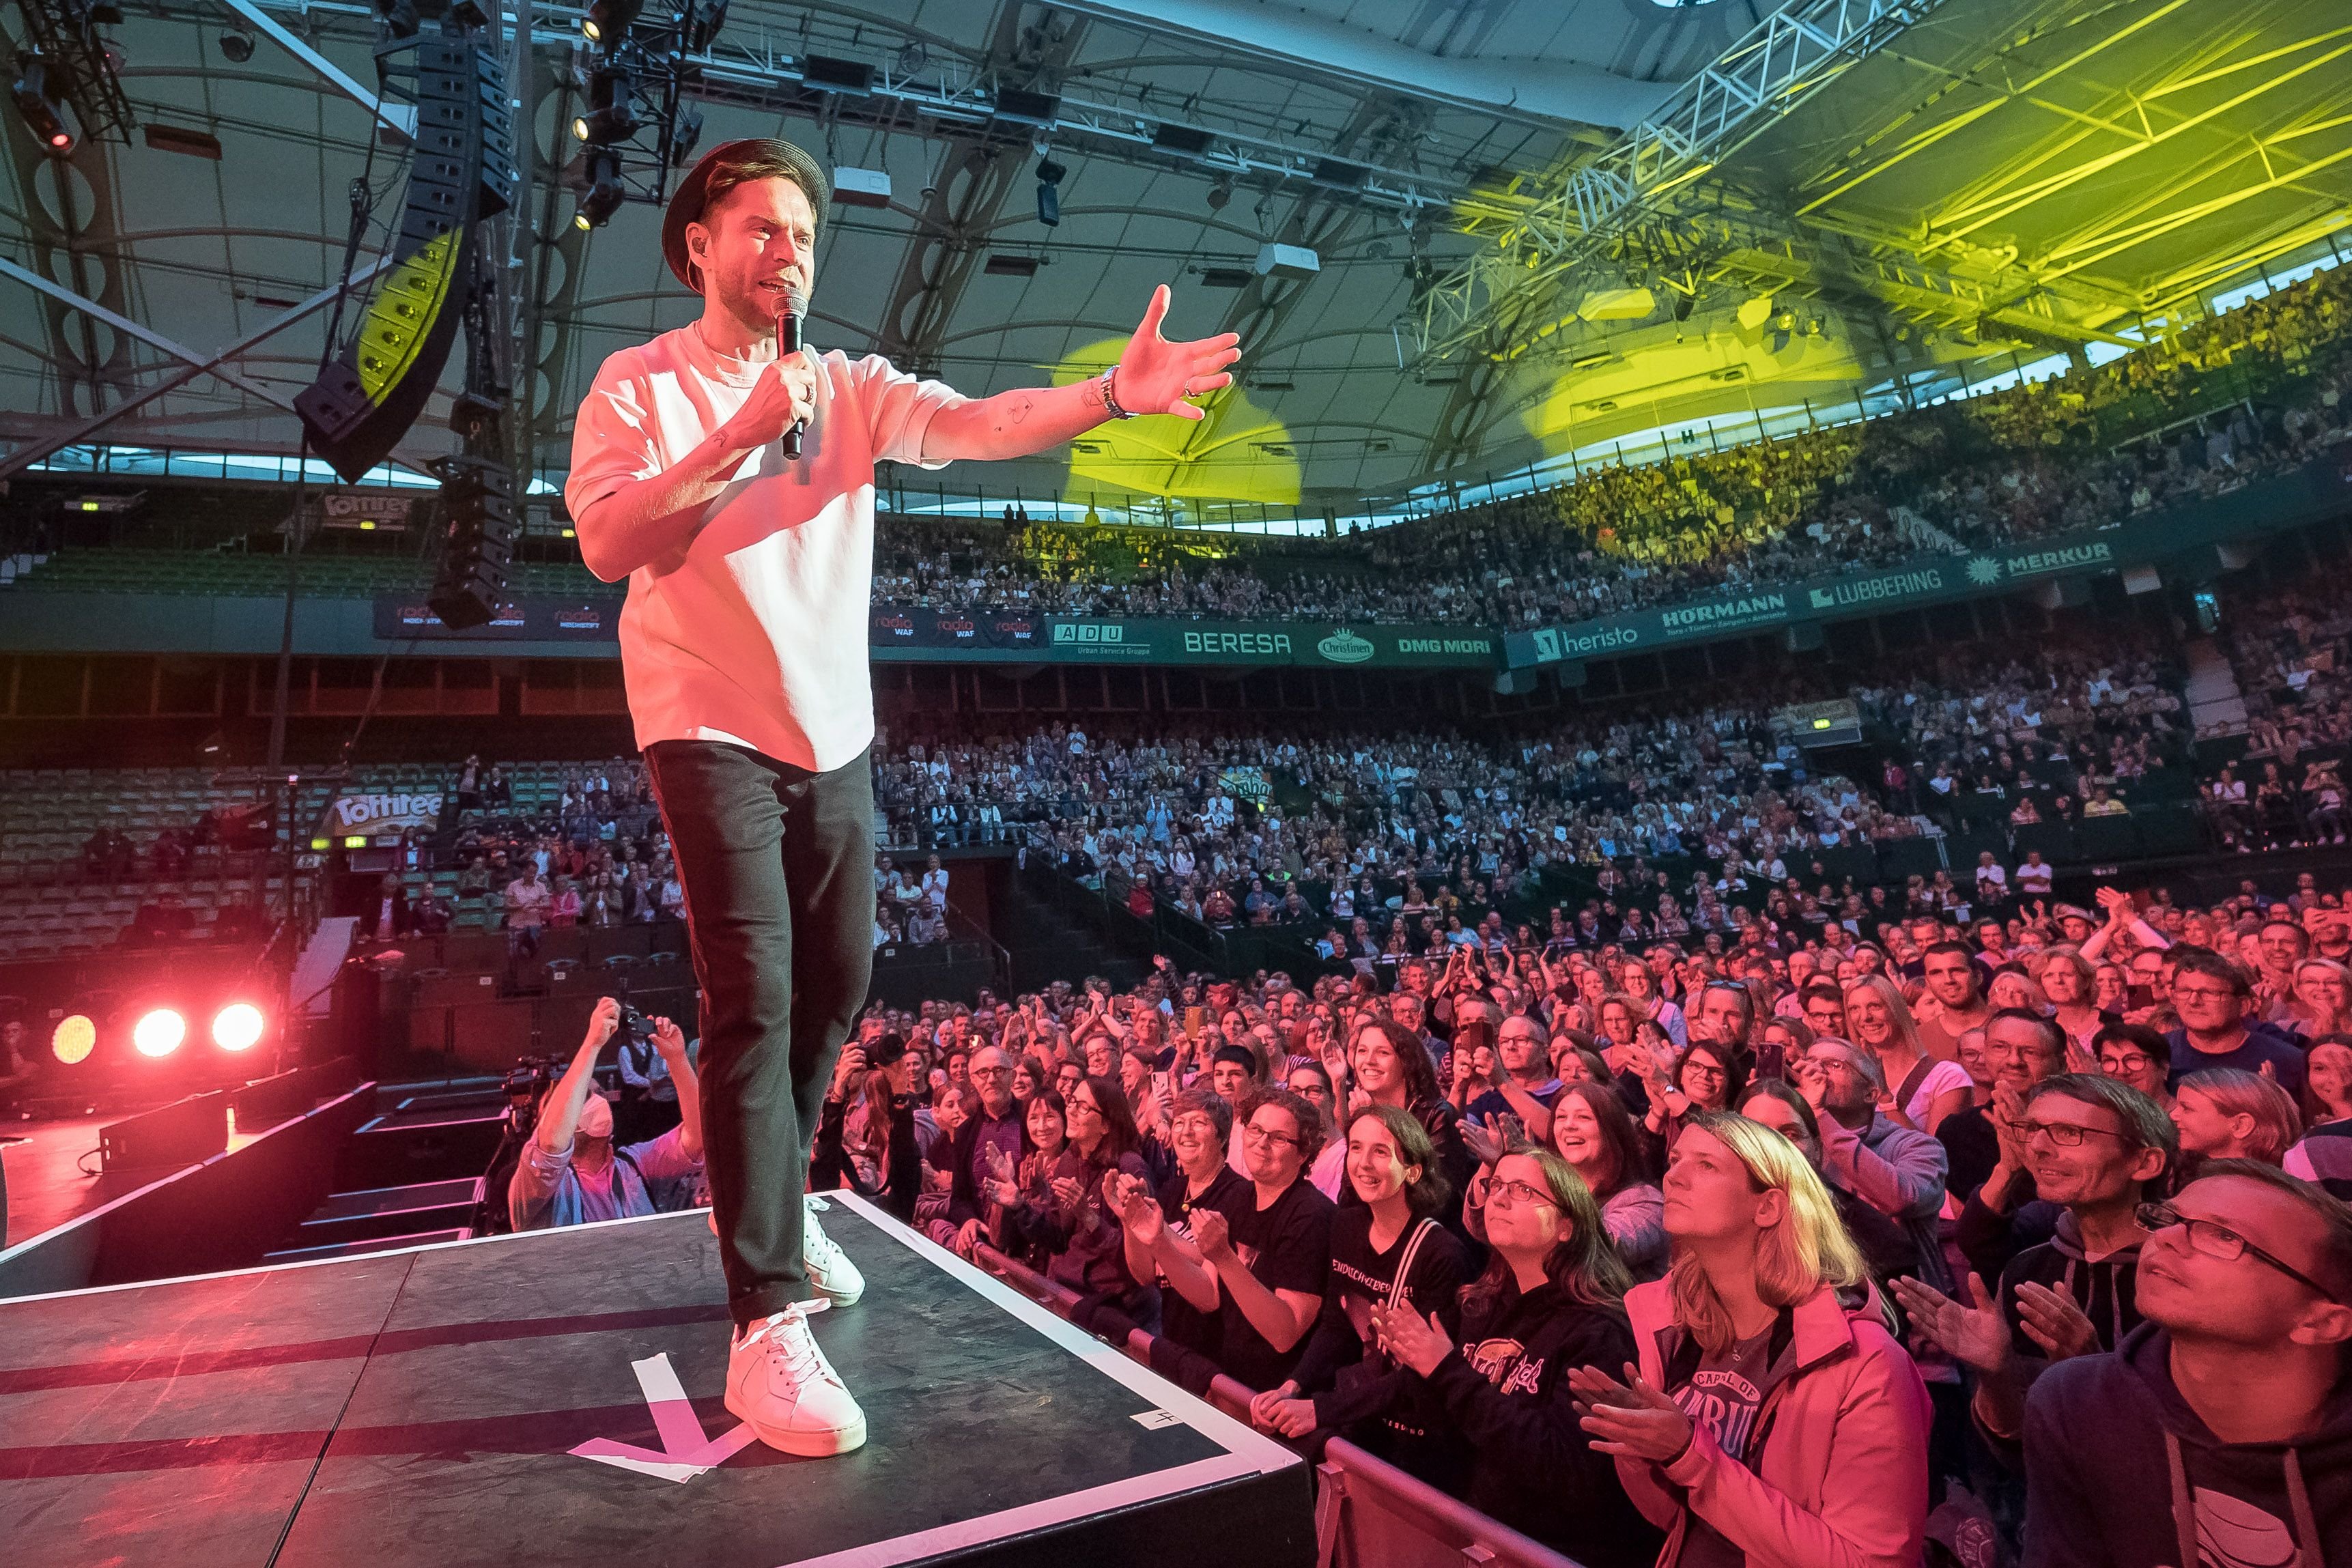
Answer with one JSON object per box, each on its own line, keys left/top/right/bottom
{"left": 566, "top": 138, "right": 1238, "bottom": 1457}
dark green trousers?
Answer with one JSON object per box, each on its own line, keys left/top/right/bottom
{"left": 644, "top": 739, "right": 873, "bottom": 1326}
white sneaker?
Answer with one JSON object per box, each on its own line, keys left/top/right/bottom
{"left": 724, "top": 1301, "right": 867, "bottom": 1456}
{"left": 803, "top": 1196, "right": 865, "bottom": 1307}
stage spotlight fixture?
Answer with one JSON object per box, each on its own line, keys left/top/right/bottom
{"left": 571, "top": 66, "right": 638, "bottom": 144}
{"left": 582, "top": 0, "right": 643, "bottom": 46}
{"left": 213, "top": 1003, "right": 265, "bottom": 1053}
{"left": 133, "top": 1008, "right": 188, "bottom": 1058}
{"left": 11, "top": 56, "right": 76, "bottom": 153}
{"left": 217, "top": 28, "right": 255, "bottom": 63}
{"left": 53, "top": 1014, "right": 96, "bottom": 1065}
{"left": 574, "top": 148, "right": 625, "bottom": 230}
{"left": 1205, "top": 176, "right": 1233, "bottom": 211}
{"left": 374, "top": 0, "right": 421, "bottom": 39}
{"left": 1035, "top": 157, "right": 1066, "bottom": 229}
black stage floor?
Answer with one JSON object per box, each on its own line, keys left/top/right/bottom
{"left": 0, "top": 1193, "right": 1309, "bottom": 1567}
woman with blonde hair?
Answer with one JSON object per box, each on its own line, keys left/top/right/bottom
{"left": 1568, "top": 1111, "right": 1931, "bottom": 1568}
{"left": 2172, "top": 1067, "right": 2304, "bottom": 1169}
{"left": 1842, "top": 973, "right": 1970, "bottom": 1135}
{"left": 2289, "top": 956, "right": 2352, "bottom": 1041}
{"left": 2035, "top": 945, "right": 2112, "bottom": 1057}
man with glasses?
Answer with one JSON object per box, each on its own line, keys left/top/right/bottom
{"left": 2020, "top": 1163, "right": 2352, "bottom": 1567}
{"left": 931, "top": 1044, "right": 1024, "bottom": 1260}
{"left": 1940, "top": 1008, "right": 2067, "bottom": 1206}
{"left": 1896, "top": 1072, "right": 2175, "bottom": 1449}
{"left": 1462, "top": 1012, "right": 1564, "bottom": 1143}
{"left": 1796, "top": 1039, "right": 1952, "bottom": 1289}
{"left": 2164, "top": 948, "right": 2308, "bottom": 1096}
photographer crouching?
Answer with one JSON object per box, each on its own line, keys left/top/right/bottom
{"left": 511, "top": 996, "right": 707, "bottom": 1231}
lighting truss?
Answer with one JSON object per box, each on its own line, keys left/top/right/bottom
{"left": 12, "top": 0, "right": 136, "bottom": 145}
{"left": 1413, "top": 0, "right": 1954, "bottom": 360}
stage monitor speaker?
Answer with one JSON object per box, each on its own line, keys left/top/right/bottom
{"left": 100, "top": 1090, "right": 230, "bottom": 1171}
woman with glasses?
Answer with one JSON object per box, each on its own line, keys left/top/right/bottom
{"left": 1249, "top": 1106, "right": 1467, "bottom": 1482}
{"left": 2093, "top": 1023, "right": 2173, "bottom": 1113}
{"left": 1637, "top": 1036, "right": 1743, "bottom": 1154}
{"left": 997, "top": 1075, "right": 1159, "bottom": 1332}
{"left": 1373, "top": 1147, "right": 1658, "bottom": 1568}
{"left": 2289, "top": 956, "right": 2352, "bottom": 1042}
{"left": 1568, "top": 1112, "right": 1933, "bottom": 1568}
{"left": 1185, "top": 1087, "right": 1335, "bottom": 1396}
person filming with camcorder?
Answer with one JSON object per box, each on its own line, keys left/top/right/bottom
{"left": 509, "top": 996, "right": 706, "bottom": 1232}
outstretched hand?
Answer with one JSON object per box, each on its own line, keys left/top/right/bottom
{"left": 1115, "top": 285, "right": 1241, "bottom": 422}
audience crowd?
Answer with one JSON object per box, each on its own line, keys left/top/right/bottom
{"left": 808, "top": 857, "right": 2352, "bottom": 1567}
{"left": 872, "top": 261, "right": 2352, "bottom": 628}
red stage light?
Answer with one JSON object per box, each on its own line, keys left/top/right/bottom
{"left": 212, "top": 1003, "right": 265, "bottom": 1052}
{"left": 53, "top": 1014, "right": 96, "bottom": 1064}
{"left": 132, "top": 1008, "right": 187, "bottom": 1057}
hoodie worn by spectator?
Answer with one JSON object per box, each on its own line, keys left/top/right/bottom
{"left": 1613, "top": 1277, "right": 1934, "bottom": 1568}
{"left": 1817, "top": 1110, "right": 1954, "bottom": 1292}
{"left": 1416, "top": 1281, "right": 1663, "bottom": 1568}
{"left": 2023, "top": 1320, "right": 2349, "bottom": 1568}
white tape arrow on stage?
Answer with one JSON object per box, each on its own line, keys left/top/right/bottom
{"left": 569, "top": 1353, "right": 758, "bottom": 1483}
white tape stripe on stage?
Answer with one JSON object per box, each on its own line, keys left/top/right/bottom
{"left": 780, "top": 1455, "right": 1260, "bottom": 1568}
{"left": 828, "top": 1190, "right": 1301, "bottom": 1475}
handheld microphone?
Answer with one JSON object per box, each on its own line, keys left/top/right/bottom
{"left": 777, "top": 285, "right": 807, "bottom": 459}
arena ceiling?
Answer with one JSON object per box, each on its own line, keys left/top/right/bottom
{"left": 0, "top": 0, "right": 2346, "bottom": 524}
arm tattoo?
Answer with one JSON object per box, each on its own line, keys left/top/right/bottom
{"left": 1008, "top": 395, "right": 1034, "bottom": 425}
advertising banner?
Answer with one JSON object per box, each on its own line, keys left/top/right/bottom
{"left": 1503, "top": 459, "right": 2351, "bottom": 670}
{"left": 374, "top": 595, "right": 617, "bottom": 640}
{"left": 322, "top": 790, "right": 444, "bottom": 844}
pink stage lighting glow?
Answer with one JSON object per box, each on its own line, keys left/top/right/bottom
{"left": 212, "top": 1003, "right": 266, "bottom": 1052}
{"left": 132, "top": 1008, "right": 188, "bottom": 1057}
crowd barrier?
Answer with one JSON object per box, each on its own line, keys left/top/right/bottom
{"left": 966, "top": 1242, "right": 1584, "bottom": 1568}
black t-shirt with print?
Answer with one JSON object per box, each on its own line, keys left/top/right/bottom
{"left": 1217, "top": 1175, "right": 1335, "bottom": 1393}
{"left": 1154, "top": 1165, "right": 1253, "bottom": 1363}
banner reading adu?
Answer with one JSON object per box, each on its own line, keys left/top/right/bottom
{"left": 1503, "top": 459, "right": 2352, "bottom": 671}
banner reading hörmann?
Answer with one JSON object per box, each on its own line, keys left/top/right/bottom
{"left": 1503, "top": 460, "right": 2351, "bottom": 671}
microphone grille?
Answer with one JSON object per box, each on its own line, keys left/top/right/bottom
{"left": 781, "top": 285, "right": 808, "bottom": 318}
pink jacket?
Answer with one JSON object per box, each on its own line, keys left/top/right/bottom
{"left": 1615, "top": 1277, "right": 1931, "bottom": 1568}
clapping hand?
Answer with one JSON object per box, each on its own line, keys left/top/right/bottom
{"left": 1189, "top": 1207, "right": 1234, "bottom": 1264}
{"left": 2013, "top": 1281, "right": 2099, "bottom": 1360}
{"left": 1370, "top": 1302, "right": 1454, "bottom": 1378}
{"left": 982, "top": 1141, "right": 1021, "bottom": 1208}
{"left": 1248, "top": 1380, "right": 1320, "bottom": 1438}
{"left": 1890, "top": 1273, "right": 2013, "bottom": 1374}
{"left": 1570, "top": 1363, "right": 1695, "bottom": 1464}
{"left": 1107, "top": 1171, "right": 1163, "bottom": 1245}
